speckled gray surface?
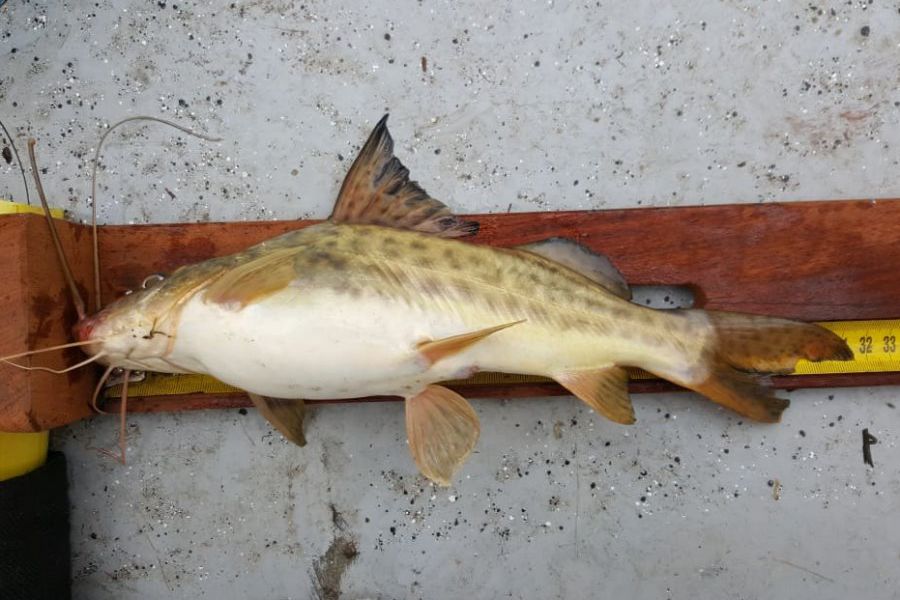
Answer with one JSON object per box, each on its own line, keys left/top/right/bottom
{"left": 2, "top": 1, "right": 899, "bottom": 599}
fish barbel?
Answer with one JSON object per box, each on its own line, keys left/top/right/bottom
{"left": 73, "top": 116, "right": 852, "bottom": 484}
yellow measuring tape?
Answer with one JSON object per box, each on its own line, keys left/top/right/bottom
{"left": 0, "top": 199, "right": 65, "bottom": 219}
{"left": 793, "top": 320, "right": 898, "bottom": 374}
{"left": 109, "top": 319, "right": 899, "bottom": 398}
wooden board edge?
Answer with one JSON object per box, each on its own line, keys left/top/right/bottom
{"left": 101, "top": 372, "right": 900, "bottom": 414}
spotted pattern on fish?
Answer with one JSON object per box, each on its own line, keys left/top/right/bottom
{"left": 227, "top": 223, "right": 688, "bottom": 357}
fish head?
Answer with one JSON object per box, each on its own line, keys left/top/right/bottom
{"left": 73, "top": 275, "right": 189, "bottom": 372}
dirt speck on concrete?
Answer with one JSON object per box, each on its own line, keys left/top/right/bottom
{"left": 311, "top": 535, "right": 359, "bottom": 600}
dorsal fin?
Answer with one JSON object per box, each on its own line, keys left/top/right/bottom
{"left": 329, "top": 115, "right": 479, "bottom": 238}
{"left": 518, "top": 238, "right": 631, "bottom": 299}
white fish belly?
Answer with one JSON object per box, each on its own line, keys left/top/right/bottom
{"left": 165, "top": 287, "right": 663, "bottom": 399}
{"left": 168, "top": 288, "right": 491, "bottom": 398}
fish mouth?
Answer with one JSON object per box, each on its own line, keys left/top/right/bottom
{"left": 73, "top": 313, "right": 105, "bottom": 350}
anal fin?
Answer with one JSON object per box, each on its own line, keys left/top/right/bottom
{"left": 248, "top": 393, "right": 307, "bottom": 446}
{"left": 555, "top": 366, "right": 635, "bottom": 424}
{"left": 417, "top": 320, "right": 524, "bottom": 365}
{"left": 405, "top": 385, "right": 480, "bottom": 486}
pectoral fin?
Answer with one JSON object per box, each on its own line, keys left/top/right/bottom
{"left": 417, "top": 320, "right": 525, "bottom": 365}
{"left": 555, "top": 366, "right": 635, "bottom": 424}
{"left": 248, "top": 393, "right": 308, "bottom": 446}
{"left": 405, "top": 385, "right": 480, "bottom": 486}
{"left": 204, "top": 249, "right": 297, "bottom": 309}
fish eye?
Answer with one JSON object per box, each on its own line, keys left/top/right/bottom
{"left": 141, "top": 273, "right": 167, "bottom": 289}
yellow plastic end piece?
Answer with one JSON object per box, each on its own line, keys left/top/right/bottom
{"left": 0, "top": 199, "right": 65, "bottom": 219}
{"left": 0, "top": 431, "right": 50, "bottom": 481}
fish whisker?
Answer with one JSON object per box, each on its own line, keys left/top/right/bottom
{"left": 90, "top": 116, "right": 222, "bottom": 310}
{"left": 91, "top": 365, "right": 117, "bottom": 414}
{"left": 0, "top": 338, "right": 107, "bottom": 362}
{"left": 89, "top": 368, "right": 130, "bottom": 465}
{"left": 1, "top": 352, "right": 107, "bottom": 374}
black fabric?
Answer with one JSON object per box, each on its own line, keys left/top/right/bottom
{"left": 0, "top": 451, "right": 71, "bottom": 600}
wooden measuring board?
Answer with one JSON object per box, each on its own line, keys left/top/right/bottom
{"left": 0, "top": 205, "right": 97, "bottom": 430}
{"left": 2, "top": 199, "right": 899, "bottom": 429}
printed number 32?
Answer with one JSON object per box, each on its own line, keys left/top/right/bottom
{"left": 859, "top": 336, "right": 873, "bottom": 354}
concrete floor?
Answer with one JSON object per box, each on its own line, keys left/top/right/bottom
{"left": 2, "top": 1, "right": 899, "bottom": 598}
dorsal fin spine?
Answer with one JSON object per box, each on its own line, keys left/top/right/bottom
{"left": 329, "top": 115, "right": 479, "bottom": 238}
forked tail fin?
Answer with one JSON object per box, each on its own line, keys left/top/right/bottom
{"left": 681, "top": 310, "right": 853, "bottom": 422}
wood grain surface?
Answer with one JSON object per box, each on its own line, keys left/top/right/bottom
{"left": 0, "top": 216, "right": 96, "bottom": 430}
{"left": 2, "top": 199, "right": 897, "bottom": 428}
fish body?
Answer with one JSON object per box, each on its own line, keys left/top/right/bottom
{"left": 163, "top": 223, "right": 706, "bottom": 399}
{"left": 72, "top": 115, "right": 852, "bottom": 484}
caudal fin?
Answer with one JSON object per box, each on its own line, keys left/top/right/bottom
{"left": 683, "top": 310, "right": 853, "bottom": 422}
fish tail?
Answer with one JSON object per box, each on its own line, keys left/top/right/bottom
{"left": 666, "top": 310, "right": 853, "bottom": 422}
